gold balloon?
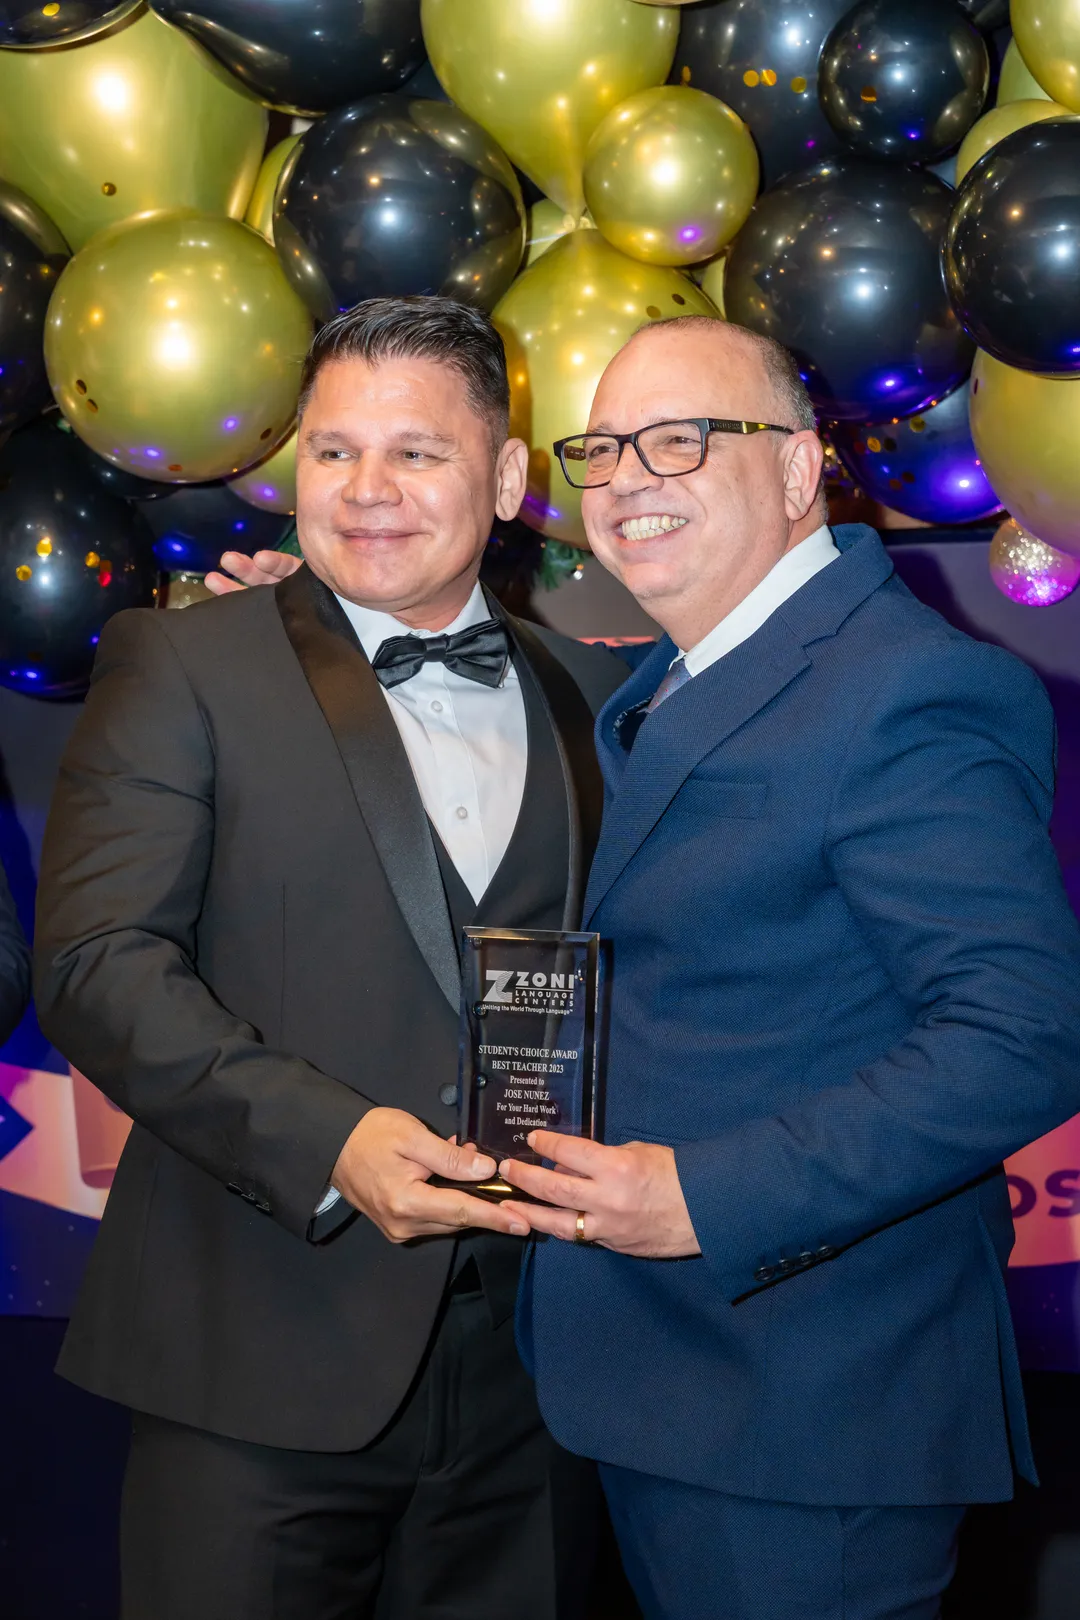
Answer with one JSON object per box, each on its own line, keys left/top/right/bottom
{"left": 956, "top": 99, "right": 1074, "bottom": 182}
{"left": 45, "top": 210, "right": 312, "bottom": 484}
{"left": 493, "top": 229, "right": 719, "bottom": 546}
{"left": 525, "top": 199, "right": 592, "bottom": 268}
{"left": 697, "top": 248, "right": 728, "bottom": 316}
{"left": 583, "top": 85, "right": 758, "bottom": 266}
{"left": 969, "top": 349, "right": 1080, "bottom": 557}
{"left": 162, "top": 571, "right": 217, "bottom": 609}
{"left": 0, "top": 9, "right": 267, "bottom": 251}
{"left": 1012, "top": 0, "right": 1080, "bottom": 111}
{"left": 228, "top": 425, "right": 297, "bottom": 512}
{"left": 421, "top": 0, "right": 679, "bottom": 219}
{"left": 244, "top": 134, "right": 300, "bottom": 245}
{"left": 996, "top": 37, "right": 1053, "bottom": 106}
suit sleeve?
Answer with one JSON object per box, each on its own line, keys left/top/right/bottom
{"left": 34, "top": 609, "right": 373, "bottom": 1241}
{"left": 675, "top": 637, "right": 1080, "bottom": 1301}
{"left": 0, "top": 859, "right": 30, "bottom": 1049}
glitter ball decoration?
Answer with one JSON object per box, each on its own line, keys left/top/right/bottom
{"left": 989, "top": 518, "right": 1080, "bottom": 607}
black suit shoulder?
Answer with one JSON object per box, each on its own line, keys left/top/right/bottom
{"left": 516, "top": 619, "right": 632, "bottom": 714}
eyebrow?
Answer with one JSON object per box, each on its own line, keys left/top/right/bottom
{"left": 303, "top": 427, "right": 459, "bottom": 449}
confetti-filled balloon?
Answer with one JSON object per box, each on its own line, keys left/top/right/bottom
{"left": 228, "top": 427, "right": 297, "bottom": 513}
{"left": 276, "top": 96, "right": 525, "bottom": 321}
{"left": 583, "top": 86, "right": 759, "bottom": 266}
{"left": 955, "top": 98, "right": 1073, "bottom": 183}
{"left": 0, "top": 181, "right": 69, "bottom": 435}
{"left": 0, "top": 0, "right": 138, "bottom": 47}
{"left": 831, "top": 381, "right": 1000, "bottom": 524}
{"left": 818, "top": 0, "right": 988, "bottom": 164}
{"left": 493, "top": 229, "right": 719, "bottom": 546}
{"left": 989, "top": 517, "right": 1080, "bottom": 605}
{"left": 1011, "top": 0, "right": 1080, "bottom": 111}
{"left": 45, "top": 210, "right": 312, "bottom": 485}
{"left": 144, "top": 480, "right": 292, "bottom": 573}
{"left": 969, "top": 349, "right": 1080, "bottom": 555}
{"left": 725, "top": 156, "right": 971, "bottom": 420}
{"left": 422, "top": 0, "right": 679, "bottom": 218}
{"left": 672, "top": 0, "right": 852, "bottom": 187}
{"left": 150, "top": 0, "right": 424, "bottom": 116}
{"left": 244, "top": 135, "right": 300, "bottom": 245}
{"left": 996, "top": 38, "right": 1052, "bottom": 105}
{"left": 0, "top": 418, "right": 158, "bottom": 698}
{"left": 0, "top": 9, "right": 267, "bottom": 252}
{"left": 944, "top": 119, "right": 1080, "bottom": 373}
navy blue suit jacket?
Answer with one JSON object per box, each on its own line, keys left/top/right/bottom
{"left": 521, "top": 525, "right": 1080, "bottom": 1507}
{"left": 0, "top": 860, "right": 29, "bottom": 1050}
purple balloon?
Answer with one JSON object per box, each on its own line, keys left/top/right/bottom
{"left": 830, "top": 380, "right": 1001, "bottom": 524}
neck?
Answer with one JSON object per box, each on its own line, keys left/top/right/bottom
{"left": 339, "top": 568, "right": 482, "bottom": 633}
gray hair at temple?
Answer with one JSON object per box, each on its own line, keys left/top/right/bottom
{"left": 297, "top": 296, "right": 511, "bottom": 453}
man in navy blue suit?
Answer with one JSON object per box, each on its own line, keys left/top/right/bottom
{"left": 500, "top": 317, "right": 1080, "bottom": 1620}
{"left": 0, "top": 861, "right": 29, "bottom": 1048}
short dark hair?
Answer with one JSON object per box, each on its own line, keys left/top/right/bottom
{"left": 298, "top": 296, "right": 511, "bottom": 451}
{"left": 632, "top": 315, "right": 818, "bottom": 432}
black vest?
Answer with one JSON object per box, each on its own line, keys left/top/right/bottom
{"left": 430, "top": 651, "right": 572, "bottom": 1316}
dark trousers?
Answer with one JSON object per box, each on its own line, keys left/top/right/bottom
{"left": 601, "top": 1462, "right": 966, "bottom": 1620}
{"left": 121, "top": 1283, "right": 598, "bottom": 1620}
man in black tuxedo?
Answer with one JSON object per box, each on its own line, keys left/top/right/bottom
{"left": 0, "top": 860, "right": 29, "bottom": 1046}
{"left": 35, "top": 297, "right": 631, "bottom": 1620}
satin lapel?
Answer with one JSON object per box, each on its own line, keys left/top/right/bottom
{"left": 489, "top": 595, "right": 604, "bottom": 931}
{"left": 584, "top": 614, "right": 810, "bottom": 924}
{"left": 276, "top": 565, "right": 460, "bottom": 1011}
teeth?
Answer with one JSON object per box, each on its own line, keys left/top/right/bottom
{"left": 619, "top": 515, "right": 688, "bottom": 540}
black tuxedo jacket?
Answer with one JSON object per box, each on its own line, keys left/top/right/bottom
{"left": 0, "top": 860, "right": 29, "bottom": 1049}
{"left": 35, "top": 566, "right": 629, "bottom": 1450}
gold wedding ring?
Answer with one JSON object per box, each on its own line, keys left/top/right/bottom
{"left": 575, "top": 1211, "right": 589, "bottom": 1245}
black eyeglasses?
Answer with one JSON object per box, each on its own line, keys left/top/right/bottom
{"left": 553, "top": 417, "right": 795, "bottom": 489}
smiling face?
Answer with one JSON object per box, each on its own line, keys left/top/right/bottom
{"left": 581, "top": 324, "right": 824, "bottom": 650}
{"left": 295, "top": 354, "right": 527, "bottom": 630}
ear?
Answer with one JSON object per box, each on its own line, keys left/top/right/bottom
{"left": 494, "top": 438, "right": 529, "bottom": 521}
{"left": 780, "top": 430, "right": 824, "bottom": 523}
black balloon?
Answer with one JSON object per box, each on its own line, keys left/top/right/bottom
{"left": 0, "top": 418, "right": 158, "bottom": 698}
{"left": 957, "top": 0, "right": 1009, "bottom": 28}
{"left": 149, "top": 0, "right": 423, "bottom": 116}
{"left": 819, "top": 0, "right": 989, "bottom": 163}
{"left": 672, "top": 0, "right": 853, "bottom": 187}
{"left": 725, "top": 156, "right": 973, "bottom": 420}
{"left": 144, "top": 481, "right": 292, "bottom": 574}
{"left": 276, "top": 95, "right": 526, "bottom": 321}
{"left": 55, "top": 420, "right": 171, "bottom": 500}
{"left": 0, "top": 182, "right": 69, "bottom": 436}
{"left": 944, "top": 118, "right": 1080, "bottom": 374}
{"left": 0, "top": 0, "right": 137, "bottom": 47}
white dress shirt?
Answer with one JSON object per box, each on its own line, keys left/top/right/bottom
{"left": 335, "top": 582, "right": 528, "bottom": 906}
{"left": 680, "top": 523, "right": 839, "bottom": 676}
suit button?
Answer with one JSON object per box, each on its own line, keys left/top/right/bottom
{"left": 438, "top": 1084, "right": 459, "bottom": 1108}
{"left": 815, "top": 1244, "right": 836, "bottom": 1260}
{"left": 777, "top": 1258, "right": 797, "bottom": 1274}
{"left": 753, "top": 1265, "right": 775, "bottom": 1283}
{"left": 797, "top": 1252, "right": 815, "bottom": 1267}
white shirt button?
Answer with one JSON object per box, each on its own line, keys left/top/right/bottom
{"left": 431, "top": 700, "right": 443, "bottom": 713}
{"left": 455, "top": 805, "right": 469, "bottom": 820}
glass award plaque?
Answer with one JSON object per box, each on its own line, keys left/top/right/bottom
{"left": 452, "top": 927, "right": 602, "bottom": 1201}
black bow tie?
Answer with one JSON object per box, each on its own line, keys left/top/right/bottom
{"left": 370, "top": 618, "right": 511, "bottom": 690}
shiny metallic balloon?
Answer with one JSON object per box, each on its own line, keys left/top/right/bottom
{"left": 0, "top": 0, "right": 139, "bottom": 48}
{"left": 162, "top": 571, "right": 216, "bottom": 608}
{"left": 673, "top": 0, "right": 852, "bottom": 187}
{"left": 422, "top": 0, "right": 679, "bottom": 219}
{"left": 45, "top": 210, "right": 312, "bottom": 483}
{"left": 989, "top": 516, "right": 1080, "bottom": 605}
{"left": 1012, "top": 0, "right": 1080, "bottom": 112}
{"left": 0, "top": 181, "right": 68, "bottom": 434}
{"left": 831, "top": 381, "right": 1001, "bottom": 524}
{"left": 996, "top": 38, "right": 1052, "bottom": 105}
{"left": 818, "top": 0, "right": 988, "bottom": 163}
{"left": 957, "top": 0, "right": 1008, "bottom": 25}
{"left": 0, "top": 9, "right": 267, "bottom": 252}
{"left": 276, "top": 95, "right": 526, "bottom": 321}
{"left": 525, "top": 201, "right": 588, "bottom": 269}
{"left": 493, "top": 230, "right": 719, "bottom": 546}
{"left": 955, "top": 98, "right": 1073, "bottom": 182}
{"left": 725, "top": 156, "right": 972, "bottom": 421}
{"left": 244, "top": 134, "right": 299, "bottom": 244}
{"left": 969, "top": 349, "right": 1080, "bottom": 555}
{"left": 583, "top": 85, "right": 759, "bottom": 266}
{"left": 944, "top": 119, "right": 1080, "bottom": 373}
{"left": 228, "top": 425, "right": 296, "bottom": 512}
{"left": 59, "top": 418, "right": 170, "bottom": 499}
{"left": 0, "top": 416, "right": 159, "bottom": 698}
{"left": 150, "top": 0, "right": 423, "bottom": 116}
{"left": 145, "top": 478, "right": 291, "bottom": 572}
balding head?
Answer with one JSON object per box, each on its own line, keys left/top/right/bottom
{"left": 579, "top": 317, "right": 826, "bottom": 649}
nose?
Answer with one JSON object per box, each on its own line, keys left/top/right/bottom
{"left": 341, "top": 451, "right": 403, "bottom": 508}
{"left": 608, "top": 437, "right": 664, "bottom": 496}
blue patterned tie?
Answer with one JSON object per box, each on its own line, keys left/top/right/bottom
{"left": 646, "top": 655, "right": 691, "bottom": 714}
